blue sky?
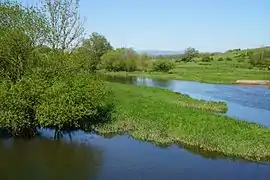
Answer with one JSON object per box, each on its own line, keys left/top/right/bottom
{"left": 22, "top": 0, "right": 269, "bottom": 52}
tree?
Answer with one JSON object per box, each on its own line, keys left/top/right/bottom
{"left": 78, "top": 32, "right": 113, "bottom": 71}
{"left": 0, "top": 0, "right": 47, "bottom": 46}
{"left": 0, "top": 29, "right": 34, "bottom": 83}
{"left": 40, "top": 0, "right": 85, "bottom": 50}
{"left": 153, "top": 59, "right": 175, "bottom": 72}
{"left": 182, "top": 47, "right": 199, "bottom": 62}
{"left": 100, "top": 48, "right": 139, "bottom": 72}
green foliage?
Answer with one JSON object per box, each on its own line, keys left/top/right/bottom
{"left": 76, "top": 32, "right": 113, "bottom": 71}
{"left": 0, "top": 76, "right": 47, "bottom": 137}
{"left": 201, "top": 56, "right": 213, "bottom": 62}
{"left": 225, "top": 57, "right": 232, "bottom": 61}
{"left": 182, "top": 47, "right": 199, "bottom": 62}
{"left": 0, "top": 0, "right": 115, "bottom": 138}
{"left": 0, "top": 28, "right": 34, "bottom": 83}
{"left": 138, "top": 53, "right": 151, "bottom": 71}
{"left": 40, "top": 0, "right": 85, "bottom": 50}
{"left": 153, "top": 59, "right": 175, "bottom": 72}
{"left": 249, "top": 49, "right": 270, "bottom": 68}
{"left": 100, "top": 48, "right": 139, "bottom": 72}
{"left": 0, "top": 0, "right": 47, "bottom": 45}
{"left": 36, "top": 73, "right": 114, "bottom": 132}
{"left": 217, "top": 57, "right": 224, "bottom": 61}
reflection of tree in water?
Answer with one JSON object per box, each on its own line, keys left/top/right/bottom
{"left": 102, "top": 75, "right": 135, "bottom": 85}
{"left": 150, "top": 78, "right": 172, "bottom": 88}
{"left": 0, "top": 138, "right": 103, "bottom": 180}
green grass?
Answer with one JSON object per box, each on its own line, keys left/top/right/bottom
{"left": 93, "top": 82, "right": 270, "bottom": 162}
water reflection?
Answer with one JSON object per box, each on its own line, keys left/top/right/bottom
{"left": 0, "top": 137, "right": 102, "bottom": 180}
{"left": 0, "top": 131, "right": 269, "bottom": 180}
{"left": 104, "top": 75, "right": 270, "bottom": 127}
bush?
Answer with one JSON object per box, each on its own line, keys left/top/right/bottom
{"left": 217, "top": 57, "right": 224, "bottom": 61}
{"left": 226, "top": 57, "right": 232, "bottom": 61}
{"left": 0, "top": 28, "right": 34, "bottom": 83}
{"left": 0, "top": 76, "right": 47, "bottom": 137}
{"left": 100, "top": 48, "right": 139, "bottom": 72}
{"left": 153, "top": 59, "right": 175, "bottom": 72}
{"left": 36, "top": 73, "right": 114, "bottom": 132}
{"left": 201, "top": 56, "right": 213, "bottom": 62}
{"left": 249, "top": 50, "right": 270, "bottom": 68}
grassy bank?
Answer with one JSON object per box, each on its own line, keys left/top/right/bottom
{"left": 94, "top": 82, "right": 270, "bottom": 162}
{"left": 102, "top": 64, "right": 270, "bottom": 84}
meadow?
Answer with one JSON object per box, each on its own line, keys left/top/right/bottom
{"left": 94, "top": 82, "right": 270, "bottom": 162}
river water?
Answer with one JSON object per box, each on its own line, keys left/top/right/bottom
{"left": 0, "top": 76, "right": 269, "bottom": 180}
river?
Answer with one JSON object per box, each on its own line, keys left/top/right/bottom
{"left": 0, "top": 76, "right": 269, "bottom": 180}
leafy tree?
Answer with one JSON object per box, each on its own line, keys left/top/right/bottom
{"left": 77, "top": 32, "right": 113, "bottom": 71}
{"left": 100, "top": 48, "right": 139, "bottom": 72}
{"left": 153, "top": 59, "right": 175, "bottom": 72}
{"left": 36, "top": 73, "right": 114, "bottom": 133}
{"left": 138, "top": 53, "right": 151, "bottom": 71}
{"left": 0, "top": 28, "right": 34, "bottom": 83}
{"left": 249, "top": 50, "right": 270, "bottom": 68}
{"left": 0, "top": 0, "right": 47, "bottom": 46}
{"left": 182, "top": 47, "right": 199, "bottom": 62}
{"left": 40, "top": 0, "right": 85, "bottom": 50}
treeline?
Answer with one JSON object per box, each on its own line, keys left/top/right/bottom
{"left": 0, "top": 0, "right": 114, "bottom": 138}
{"left": 151, "top": 47, "right": 270, "bottom": 69}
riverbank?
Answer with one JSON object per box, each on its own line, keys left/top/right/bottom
{"left": 94, "top": 82, "right": 270, "bottom": 162}
{"left": 100, "top": 66, "right": 270, "bottom": 84}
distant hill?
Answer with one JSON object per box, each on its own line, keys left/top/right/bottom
{"left": 137, "top": 50, "right": 184, "bottom": 56}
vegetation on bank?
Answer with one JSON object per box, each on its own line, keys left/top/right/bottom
{"left": 0, "top": 0, "right": 115, "bottom": 137}
{"left": 94, "top": 83, "right": 270, "bottom": 162}
{"left": 96, "top": 46, "right": 269, "bottom": 84}
{"left": 99, "top": 47, "right": 269, "bottom": 84}
{"left": 102, "top": 65, "right": 269, "bottom": 84}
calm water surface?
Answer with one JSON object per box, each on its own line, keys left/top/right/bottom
{"left": 0, "top": 76, "right": 269, "bottom": 180}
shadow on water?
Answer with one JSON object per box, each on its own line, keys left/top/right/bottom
{"left": 0, "top": 135, "right": 103, "bottom": 180}
{"left": 0, "top": 129, "right": 270, "bottom": 180}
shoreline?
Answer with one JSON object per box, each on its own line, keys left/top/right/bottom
{"left": 100, "top": 71, "right": 270, "bottom": 85}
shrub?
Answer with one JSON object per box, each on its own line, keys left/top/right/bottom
{"left": 226, "top": 57, "right": 232, "bottom": 61}
{"left": 153, "top": 59, "right": 175, "bottom": 72}
{"left": 0, "top": 28, "right": 34, "bottom": 83}
{"left": 217, "top": 57, "right": 224, "bottom": 61}
{"left": 0, "top": 76, "right": 47, "bottom": 137}
{"left": 100, "top": 48, "right": 139, "bottom": 72}
{"left": 36, "top": 73, "right": 114, "bottom": 132}
{"left": 201, "top": 56, "right": 213, "bottom": 62}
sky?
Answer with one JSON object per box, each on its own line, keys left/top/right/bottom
{"left": 21, "top": 0, "right": 269, "bottom": 52}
